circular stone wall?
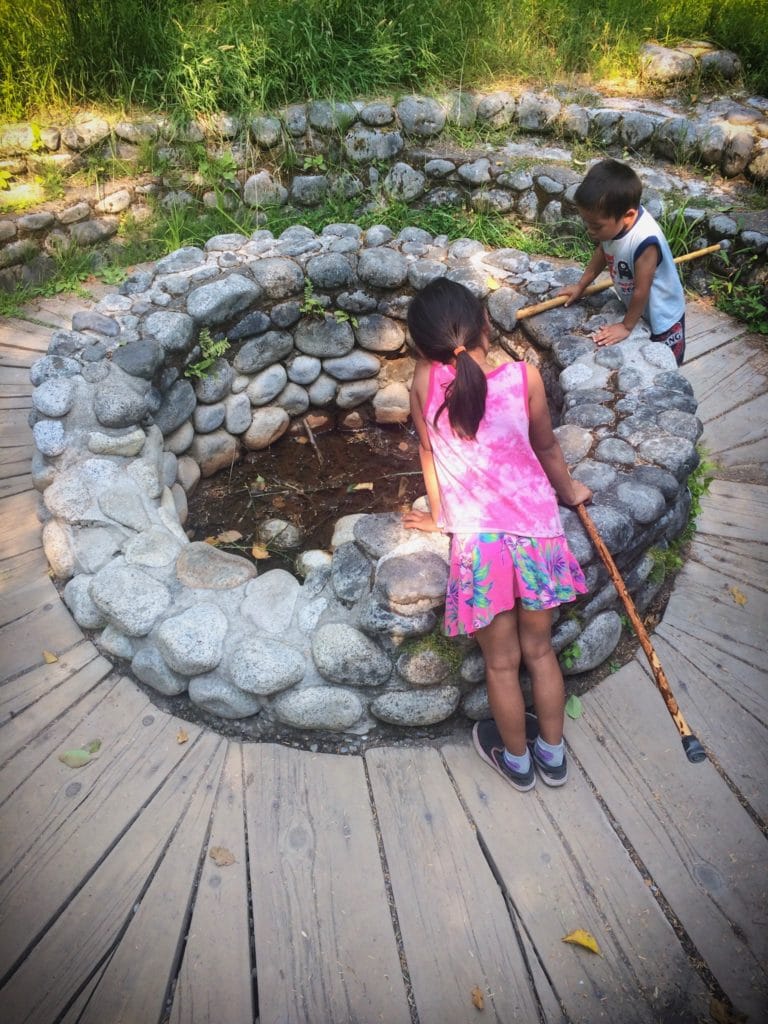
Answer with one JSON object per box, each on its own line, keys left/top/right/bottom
{"left": 29, "top": 223, "right": 701, "bottom": 735}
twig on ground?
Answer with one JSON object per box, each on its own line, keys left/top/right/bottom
{"left": 303, "top": 418, "right": 324, "bottom": 465}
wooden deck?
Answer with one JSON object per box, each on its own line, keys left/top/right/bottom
{"left": 0, "top": 292, "right": 766, "bottom": 1024}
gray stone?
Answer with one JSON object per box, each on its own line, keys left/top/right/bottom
{"left": 476, "top": 92, "right": 516, "bottom": 128}
{"left": 562, "top": 611, "right": 622, "bottom": 675}
{"left": 243, "top": 407, "right": 290, "bottom": 449}
{"left": 517, "top": 91, "right": 561, "bottom": 130}
{"left": 144, "top": 311, "right": 195, "bottom": 352}
{"left": 323, "top": 350, "right": 380, "bottom": 381}
{"left": 241, "top": 569, "right": 300, "bottom": 632}
{"left": 32, "top": 419, "right": 66, "bottom": 457}
{"left": 90, "top": 562, "right": 171, "bottom": 636}
{"left": 587, "top": 503, "right": 634, "bottom": 553}
{"left": 370, "top": 686, "right": 460, "bottom": 726}
{"left": 154, "top": 379, "right": 197, "bottom": 435}
{"left": 658, "top": 409, "right": 703, "bottom": 443}
{"left": 270, "top": 300, "right": 302, "bottom": 329}
{"left": 93, "top": 374, "right": 150, "bottom": 429}
{"left": 97, "top": 626, "right": 135, "bottom": 660}
{"left": 60, "top": 115, "right": 110, "bottom": 150}
{"left": 0, "top": 238, "right": 38, "bottom": 270}
{"left": 88, "top": 427, "right": 147, "bottom": 457}
{"left": 331, "top": 542, "right": 372, "bottom": 605}
{"left": 311, "top": 623, "right": 391, "bottom": 686}
{"left": 258, "top": 518, "right": 303, "bottom": 550}
{"left": 231, "top": 636, "right": 305, "bottom": 695}
{"left": 276, "top": 382, "right": 309, "bottom": 415}
{"left": 595, "top": 438, "right": 636, "bottom": 465}
{"left": 306, "top": 253, "right": 354, "bottom": 289}
{"left": 461, "top": 685, "right": 491, "bottom": 721}
{"left": 18, "top": 211, "right": 55, "bottom": 231}
{"left": 308, "top": 99, "right": 357, "bottom": 131}
{"left": 234, "top": 330, "right": 294, "bottom": 373}
{"left": 228, "top": 309, "right": 271, "bottom": 341}
{"left": 632, "top": 465, "right": 681, "bottom": 500}
{"left": 336, "top": 379, "right": 379, "bottom": 408}
{"left": 272, "top": 687, "right": 364, "bottom": 730}
{"left": 458, "top": 158, "right": 491, "bottom": 185}
{"left": 112, "top": 339, "right": 163, "bottom": 379}
{"left": 641, "top": 44, "right": 696, "bottom": 83}
{"left": 375, "top": 551, "right": 448, "bottom": 616}
{"left": 155, "top": 247, "right": 205, "bottom": 274}
{"left": 384, "top": 162, "right": 426, "bottom": 201}
{"left": 157, "top": 603, "right": 227, "bottom": 674}
{"left": 95, "top": 189, "right": 131, "bottom": 214}
{"left": 407, "top": 260, "right": 447, "bottom": 290}
{"left": 194, "top": 358, "right": 233, "bottom": 403}
{"left": 72, "top": 525, "right": 123, "bottom": 574}
{"left": 397, "top": 648, "right": 453, "bottom": 686}
{"left": 425, "top": 159, "right": 455, "bottom": 178}
{"left": 290, "top": 175, "right": 328, "bottom": 207}
{"left": 358, "top": 248, "right": 409, "bottom": 288}
{"left": 224, "top": 392, "right": 252, "bottom": 433}
{"left": 573, "top": 458, "right": 617, "bottom": 491}
{"left": 373, "top": 382, "right": 410, "bottom": 424}
{"left": 357, "top": 595, "right": 436, "bottom": 640}
{"left": 29, "top": 355, "right": 80, "bottom": 387}
{"left": 295, "top": 316, "right": 355, "bottom": 358}
{"left": 188, "top": 673, "right": 262, "bottom": 718}
{"left": 250, "top": 115, "right": 282, "bottom": 147}
{"left": 654, "top": 117, "right": 698, "bottom": 161}
{"left": 189, "top": 429, "right": 241, "bottom": 476}
{"left": 69, "top": 219, "right": 119, "bottom": 245}
{"left": 63, "top": 574, "right": 108, "bottom": 629}
{"left": 471, "top": 189, "right": 515, "bottom": 214}
{"left": 132, "top": 647, "right": 188, "bottom": 695}
{"left": 620, "top": 111, "right": 656, "bottom": 149}
{"left": 287, "top": 354, "right": 321, "bottom": 385}
{"left": 616, "top": 481, "right": 666, "bottom": 524}
{"left": 396, "top": 96, "right": 446, "bottom": 137}
{"left": 246, "top": 364, "right": 288, "bottom": 405}
{"left": 98, "top": 481, "right": 152, "bottom": 531}
{"left": 187, "top": 274, "right": 261, "bottom": 324}
{"left": 249, "top": 257, "right": 304, "bottom": 299}
{"left": 175, "top": 455, "right": 201, "bottom": 494}
{"left": 360, "top": 102, "right": 395, "bottom": 126}
{"left": 564, "top": 403, "right": 615, "bottom": 428}
{"left": 42, "top": 519, "right": 75, "bottom": 579}
{"left": 638, "top": 436, "right": 698, "bottom": 480}
{"left": 554, "top": 424, "right": 593, "bottom": 464}
{"left": 164, "top": 420, "right": 194, "bottom": 455}
{"left": 487, "top": 287, "right": 528, "bottom": 331}
{"left": 344, "top": 125, "right": 404, "bottom": 163}
{"left": 123, "top": 526, "right": 182, "bottom": 568}
{"left": 71, "top": 310, "right": 120, "bottom": 338}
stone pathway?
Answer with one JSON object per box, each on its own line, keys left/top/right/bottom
{"left": 0, "top": 289, "right": 766, "bottom": 1023}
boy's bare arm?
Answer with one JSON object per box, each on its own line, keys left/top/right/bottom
{"left": 557, "top": 246, "right": 607, "bottom": 305}
{"left": 594, "top": 246, "right": 658, "bottom": 346}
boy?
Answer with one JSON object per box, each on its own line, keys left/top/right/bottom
{"left": 558, "top": 159, "right": 687, "bottom": 365}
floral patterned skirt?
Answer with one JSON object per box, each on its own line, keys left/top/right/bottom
{"left": 445, "top": 531, "right": 588, "bottom": 636}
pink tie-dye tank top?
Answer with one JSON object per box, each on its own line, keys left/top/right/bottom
{"left": 423, "top": 360, "right": 564, "bottom": 537}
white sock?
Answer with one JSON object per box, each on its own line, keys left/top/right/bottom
{"left": 534, "top": 736, "right": 564, "bottom": 767}
{"left": 503, "top": 748, "right": 531, "bottom": 773}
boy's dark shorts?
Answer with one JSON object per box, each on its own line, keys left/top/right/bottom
{"left": 651, "top": 314, "right": 686, "bottom": 366}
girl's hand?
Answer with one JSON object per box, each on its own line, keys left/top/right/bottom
{"left": 558, "top": 480, "right": 593, "bottom": 508}
{"left": 402, "top": 509, "right": 442, "bottom": 532}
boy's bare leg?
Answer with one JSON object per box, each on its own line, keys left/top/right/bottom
{"left": 517, "top": 606, "right": 565, "bottom": 745}
{"left": 474, "top": 609, "right": 527, "bottom": 755}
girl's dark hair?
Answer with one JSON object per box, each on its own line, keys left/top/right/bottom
{"left": 406, "top": 278, "right": 488, "bottom": 440}
{"left": 574, "top": 158, "right": 642, "bottom": 219}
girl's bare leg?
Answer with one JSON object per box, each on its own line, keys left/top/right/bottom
{"left": 474, "top": 609, "right": 527, "bottom": 755}
{"left": 517, "top": 606, "right": 565, "bottom": 745}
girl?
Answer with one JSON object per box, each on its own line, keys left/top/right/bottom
{"left": 404, "top": 278, "right": 592, "bottom": 791}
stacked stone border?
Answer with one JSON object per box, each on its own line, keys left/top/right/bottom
{"left": 2, "top": 82, "right": 767, "bottom": 292}
{"left": 30, "top": 224, "right": 701, "bottom": 735}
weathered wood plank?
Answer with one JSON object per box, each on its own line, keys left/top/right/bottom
{"left": 366, "top": 745, "right": 540, "bottom": 1023}
{"left": 0, "top": 594, "right": 83, "bottom": 683}
{"left": 699, "top": 392, "right": 768, "bottom": 466}
{"left": 0, "top": 732, "right": 224, "bottom": 1024}
{"left": 0, "top": 443, "right": 33, "bottom": 468}
{"left": 0, "top": 545, "right": 49, "bottom": 601}
{"left": 684, "top": 337, "right": 768, "bottom": 424}
{"left": 0, "top": 488, "right": 40, "bottom": 559}
{"left": 0, "top": 473, "right": 31, "bottom": 498}
{"left": 169, "top": 743, "right": 254, "bottom": 1024}
{"left": 0, "top": 347, "right": 39, "bottom": 369}
{"left": 566, "top": 664, "right": 768, "bottom": 1019}
{"left": 0, "top": 408, "right": 33, "bottom": 444}
{"left": 0, "top": 638, "right": 105, "bottom": 726}
{"left": 684, "top": 303, "right": 746, "bottom": 358}
{"left": 0, "top": 681, "right": 209, "bottom": 977}
{"left": 0, "top": 394, "right": 33, "bottom": 409}
{"left": 0, "top": 569, "right": 60, "bottom": 628}
{"left": 440, "top": 740, "right": 709, "bottom": 1023}
{"left": 0, "top": 365, "right": 36, "bottom": 386}
{"left": 244, "top": 743, "right": 412, "bottom": 1024}
{"left": 0, "top": 321, "right": 54, "bottom": 350}
{"left": 695, "top": 479, "right": 768, "bottom": 543}
{"left": 76, "top": 737, "right": 226, "bottom": 1024}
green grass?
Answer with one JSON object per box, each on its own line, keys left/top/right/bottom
{"left": 3, "top": 2, "right": 767, "bottom": 121}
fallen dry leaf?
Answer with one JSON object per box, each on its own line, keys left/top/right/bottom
{"left": 485, "top": 276, "right": 501, "bottom": 291}
{"left": 398, "top": 442, "right": 409, "bottom": 452}
{"left": 216, "top": 530, "right": 243, "bottom": 544}
{"left": 43, "top": 650, "right": 59, "bottom": 664}
{"left": 709, "top": 997, "right": 748, "bottom": 1024}
{"left": 272, "top": 495, "right": 286, "bottom": 509}
{"left": 204, "top": 535, "right": 220, "bottom": 546}
{"left": 294, "top": 436, "right": 308, "bottom": 444}
{"left": 728, "top": 585, "right": 747, "bottom": 607}
{"left": 562, "top": 928, "right": 601, "bottom": 955}
{"left": 176, "top": 728, "right": 189, "bottom": 744}
{"left": 348, "top": 481, "right": 374, "bottom": 492}
{"left": 471, "top": 985, "right": 485, "bottom": 1010}
{"left": 209, "top": 846, "right": 236, "bottom": 867}
{"left": 251, "top": 543, "right": 270, "bottom": 559}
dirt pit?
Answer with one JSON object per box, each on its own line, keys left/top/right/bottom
{"left": 186, "top": 422, "right": 424, "bottom": 573}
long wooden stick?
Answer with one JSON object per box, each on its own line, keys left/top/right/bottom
{"left": 516, "top": 242, "right": 723, "bottom": 320}
{"left": 575, "top": 503, "right": 706, "bottom": 764}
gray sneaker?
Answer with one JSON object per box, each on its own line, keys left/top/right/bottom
{"left": 530, "top": 740, "right": 569, "bottom": 787}
{"left": 472, "top": 719, "right": 535, "bottom": 792}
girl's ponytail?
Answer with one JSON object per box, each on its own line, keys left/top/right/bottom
{"left": 406, "top": 279, "right": 488, "bottom": 440}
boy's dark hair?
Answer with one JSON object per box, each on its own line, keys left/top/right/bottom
{"left": 406, "top": 278, "right": 488, "bottom": 440}
{"left": 574, "top": 159, "right": 642, "bottom": 219}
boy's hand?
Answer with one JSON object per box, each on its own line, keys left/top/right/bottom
{"left": 556, "top": 285, "right": 583, "bottom": 307}
{"left": 593, "top": 322, "right": 630, "bottom": 346}
{"left": 402, "top": 509, "right": 441, "bottom": 532}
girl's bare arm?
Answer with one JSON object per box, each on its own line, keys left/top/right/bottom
{"left": 527, "top": 364, "right": 592, "bottom": 507}
{"left": 404, "top": 361, "right": 443, "bottom": 530}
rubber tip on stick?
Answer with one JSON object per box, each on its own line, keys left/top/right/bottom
{"left": 682, "top": 734, "right": 707, "bottom": 764}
